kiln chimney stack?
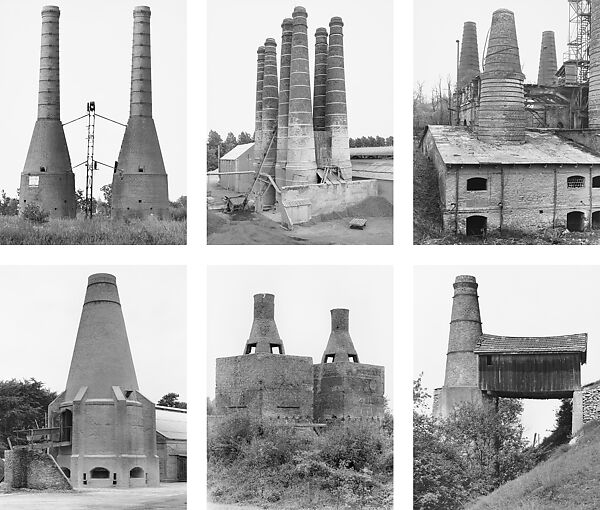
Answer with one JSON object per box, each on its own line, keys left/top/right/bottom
{"left": 537, "top": 31, "right": 557, "bottom": 86}
{"left": 458, "top": 21, "right": 480, "bottom": 88}
{"left": 244, "top": 293, "right": 285, "bottom": 354}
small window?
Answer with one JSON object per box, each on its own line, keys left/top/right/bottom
{"left": 138, "top": 167, "right": 144, "bottom": 173}
{"left": 90, "top": 467, "right": 110, "bottom": 479}
{"left": 112, "top": 473, "right": 117, "bottom": 485}
{"left": 325, "top": 354, "right": 335, "bottom": 363}
{"left": 83, "top": 473, "right": 87, "bottom": 485}
{"left": 40, "top": 166, "right": 46, "bottom": 172}
{"left": 486, "top": 355, "right": 492, "bottom": 366}
{"left": 245, "top": 343, "right": 257, "bottom": 354}
{"left": 593, "top": 176, "right": 600, "bottom": 188}
{"left": 466, "top": 177, "right": 487, "bottom": 191}
{"left": 28, "top": 176, "right": 39, "bottom": 187}
{"left": 270, "top": 344, "right": 282, "bottom": 354}
{"left": 349, "top": 355, "right": 358, "bottom": 363}
{"left": 567, "top": 175, "right": 585, "bottom": 188}
{"left": 138, "top": 199, "right": 142, "bottom": 203}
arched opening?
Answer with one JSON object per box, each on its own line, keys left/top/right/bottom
{"left": 593, "top": 211, "right": 600, "bottom": 230}
{"left": 61, "top": 467, "right": 70, "bottom": 478}
{"left": 466, "top": 215, "right": 487, "bottom": 236}
{"left": 567, "top": 175, "right": 585, "bottom": 188}
{"left": 593, "top": 176, "right": 600, "bottom": 188}
{"left": 130, "top": 467, "right": 144, "bottom": 478}
{"left": 466, "top": 177, "right": 487, "bottom": 191}
{"left": 567, "top": 211, "right": 585, "bottom": 232}
{"left": 60, "top": 409, "right": 72, "bottom": 442}
{"left": 90, "top": 467, "right": 110, "bottom": 479}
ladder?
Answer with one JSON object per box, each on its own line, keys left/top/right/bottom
{"left": 244, "top": 129, "right": 277, "bottom": 209}
{"left": 85, "top": 101, "right": 96, "bottom": 219}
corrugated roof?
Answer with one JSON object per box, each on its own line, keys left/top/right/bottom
{"left": 475, "top": 333, "right": 588, "bottom": 356}
{"left": 220, "top": 143, "right": 254, "bottom": 161}
{"left": 155, "top": 406, "right": 187, "bottom": 441}
{"left": 350, "top": 147, "right": 393, "bottom": 157}
{"left": 426, "top": 125, "right": 600, "bottom": 165}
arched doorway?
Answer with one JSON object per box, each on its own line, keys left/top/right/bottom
{"left": 593, "top": 211, "right": 600, "bottom": 230}
{"left": 567, "top": 211, "right": 585, "bottom": 232}
{"left": 466, "top": 215, "right": 487, "bottom": 236}
{"left": 60, "top": 410, "right": 72, "bottom": 442}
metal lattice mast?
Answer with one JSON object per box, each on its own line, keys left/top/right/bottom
{"left": 566, "top": 0, "right": 591, "bottom": 83}
{"left": 85, "top": 101, "right": 96, "bottom": 218}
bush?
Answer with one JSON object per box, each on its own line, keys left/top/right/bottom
{"left": 208, "top": 415, "right": 260, "bottom": 463}
{"left": 22, "top": 204, "right": 49, "bottom": 223}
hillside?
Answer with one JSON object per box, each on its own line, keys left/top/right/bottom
{"left": 468, "top": 422, "right": 600, "bottom": 510}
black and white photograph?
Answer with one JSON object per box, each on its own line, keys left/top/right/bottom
{"left": 0, "top": 1, "right": 186, "bottom": 244}
{"left": 0, "top": 266, "right": 186, "bottom": 508}
{"left": 206, "top": 0, "right": 393, "bottom": 245}
{"left": 207, "top": 266, "right": 393, "bottom": 509}
{"left": 414, "top": 266, "right": 600, "bottom": 509}
{"left": 413, "top": 0, "right": 600, "bottom": 245}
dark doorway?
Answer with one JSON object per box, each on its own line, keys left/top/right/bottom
{"left": 466, "top": 215, "right": 487, "bottom": 236}
{"left": 567, "top": 211, "right": 585, "bottom": 232}
{"left": 177, "top": 456, "right": 187, "bottom": 481}
{"left": 60, "top": 410, "right": 72, "bottom": 442}
{"left": 593, "top": 211, "right": 600, "bottom": 230}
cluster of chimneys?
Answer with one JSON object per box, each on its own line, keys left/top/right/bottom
{"left": 456, "top": 8, "right": 571, "bottom": 141}
{"left": 253, "top": 6, "right": 352, "bottom": 202}
{"left": 244, "top": 293, "right": 360, "bottom": 364}
{"left": 21, "top": 5, "right": 169, "bottom": 220}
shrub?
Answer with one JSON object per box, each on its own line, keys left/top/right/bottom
{"left": 208, "top": 415, "right": 260, "bottom": 463}
{"left": 22, "top": 204, "right": 49, "bottom": 223}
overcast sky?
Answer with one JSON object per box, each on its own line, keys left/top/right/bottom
{"left": 0, "top": 1, "right": 186, "bottom": 201}
{"left": 207, "top": 0, "right": 393, "bottom": 140}
{"left": 0, "top": 266, "right": 186, "bottom": 404}
{"left": 414, "top": 266, "right": 600, "bottom": 442}
{"left": 414, "top": 0, "right": 568, "bottom": 94}
{"left": 207, "top": 266, "right": 393, "bottom": 406}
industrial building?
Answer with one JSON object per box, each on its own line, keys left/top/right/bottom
{"left": 215, "top": 6, "right": 390, "bottom": 228}
{"left": 156, "top": 406, "right": 187, "bottom": 482}
{"left": 214, "top": 294, "right": 385, "bottom": 423}
{"left": 433, "top": 275, "right": 589, "bottom": 436}
{"left": 420, "top": 2, "right": 600, "bottom": 235}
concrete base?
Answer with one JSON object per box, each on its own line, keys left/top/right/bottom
{"left": 433, "top": 386, "right": 487, "bottom": 419}
{"left": 572, "top": 389, "right": 583, "bottom": 436}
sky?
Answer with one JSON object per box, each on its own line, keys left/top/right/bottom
{"left": 414, "top": 266, "right": 600, "bottom": 443}
{"left": 207, "top": 265, "right": 393, "bottom": 406}
{"left": 414, "top": 0, "right": 569, "bottom": 94}
{"left": 207, "top": 0, "right": 393, "bottom": 140}
{"left": 0, "top": 1, "right": 186, "bottom": 201}
{"left": 0, "top": 266, "right": 186, "bottom": 404}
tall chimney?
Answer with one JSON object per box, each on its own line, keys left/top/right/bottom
{"left": 434, "top": 275, "right": 485, "bottom": 418}
{"left": 285, "top": 6, "right": 318, "bottom": 186}
{"left": 65, "top": 274, "right": 138, "bottom": 401}
{"left": 326, "top": 17, "right": 352, "bottom": 179}
{"left": 244, "top": 293, "right": 285, "bottom": 354}
{"left": 258, "top": 38, "right": 279, "bottom": 205}
{"left": 476, "top": 9, "right": 526, "bottom": 142}
{"left": 313, "top": 27, "right": 329, "bottom": 168}
{"left": 275, "top": 20, "right": 293, "bottom": 190}
{"left": 458, "top": 21, "right": 480, "bottom": 88}
{"left": 589, "top": 0, "right": 600, "bottom": 126}
{"left": 112, "top": 6, "right": 169, "bottom": 220}
{"left": 20, "top": 6, "right": 76, "bottom": 219}
{"left": 253, "top": 46, "right": 266, "bottom": 172}
{"left": 320, "top": 308, "right": 359, "bottom": 363}
{"left": 537, "top": 31, "right": 557, "bottom": 86}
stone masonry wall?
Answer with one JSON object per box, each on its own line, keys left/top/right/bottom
{"left": 3, "top": 449, "right": 71, "bottom": 490}
{"left": 583, "top": 381, "right": 600, "bottom": 423}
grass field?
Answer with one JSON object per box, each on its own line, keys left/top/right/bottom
{"left": 468, "top": 422, "right": 600, "bottom": 510}
{"left": 0, "top": 216, "right": 186, "bottom": 244}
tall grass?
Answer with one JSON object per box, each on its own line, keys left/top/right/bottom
{"left": 0, "top": 216, "right": 186, "bottom": 244}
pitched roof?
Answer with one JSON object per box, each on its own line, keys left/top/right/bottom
{"left": 349, "top": 146, "right": 393, "bottom": 157}
{"left": 425, "top": 125, "right": 600, "bottom": 165}
{"left": 155, "top": 405, "right": 187, "bottom": 441}
{"left": 475, "top": 333, "right": 587, "bottom": 359}
{"left": 220, "top": 143, "right": 254, "bottom": 161}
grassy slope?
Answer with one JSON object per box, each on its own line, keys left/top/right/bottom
{"left": 0, "top": 216, "right": 186, "bottom": 244}
{"left": 468, "top": 422, "right": 600, "bottom": 510}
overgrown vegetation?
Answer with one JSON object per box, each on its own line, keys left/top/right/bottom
{"left": 208, "top": 415, "right": 393, "bottom": 509}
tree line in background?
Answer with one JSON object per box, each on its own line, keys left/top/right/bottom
{"left": 413, "top": 77, "right": 453, "bottom": 135}
{"left": 413, "top": 375, "right": 573, "bottom": 510}
{"left": 206, "top": 130, "right": 393, "bottom": 172}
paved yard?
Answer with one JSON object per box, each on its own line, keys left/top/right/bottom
{"left": 0, "top": 482, "right": 186, "bottom": 509}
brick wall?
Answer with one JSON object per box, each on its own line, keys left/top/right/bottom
{"left": 3, "top": 449, "right": 71, "bottom": 490}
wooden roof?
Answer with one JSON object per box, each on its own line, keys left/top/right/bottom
{"left": 475, "top": 333, "right": 587, "bottom": 361}
{"left": 425, "top": 125, "right": 600, "bottom": 166}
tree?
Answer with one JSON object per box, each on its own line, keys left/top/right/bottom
{"left": 100, "top": 184, "right": 112, "bottom": 208}
{"left": 157, "top": 392, "right": 187, "bottom": 409}
{"left": 207, "top": 130, "right": 223, "bottom": 172}
{"left": 385, "top": 136, "right": 394, "bottom": 147}
{"left": 223, "top": 132, "right": 238, "bottom": 156}
{"left": 237, "top": 131, "right": 253, "bottom": 144}
{"left": 75, "top": 189, "right": 97, "bottom": 214}
{"left": 0, "top": 379, "right": 57, "bottom": 452}
{"left": 0, "top": 190, "right": 18, "bottom": 216}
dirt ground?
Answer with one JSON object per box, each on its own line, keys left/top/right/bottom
{"left": 0, "top": 482, "right": 186, "bottom": 510}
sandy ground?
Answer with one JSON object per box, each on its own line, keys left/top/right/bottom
{"left": 0, "top": 482, "right": 186, "bottom": 510}
{"left": 207, "top": 504, "right": 263, "bottom": 510}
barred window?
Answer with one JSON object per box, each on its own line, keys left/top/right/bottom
{"left": 567, "top": 176, "right": 585, "bottom": 188}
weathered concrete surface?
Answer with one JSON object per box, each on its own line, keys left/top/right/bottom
{"left": 0, "top": 483, "right": 186, "bottom": 509}
{"left": 253, "top": 46, "right": 266, "bottom": 171}
{"left": 113, "top": 6, "right": 169, "bottom": 220}
{"left": 320, "top": 309, "right": 359, "bottom": 363}
{"left": 20, "top": 6, "right": 75, "bottom": 219}
{"left": 275, "top": 20, "right": 293, "bottom": 190}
